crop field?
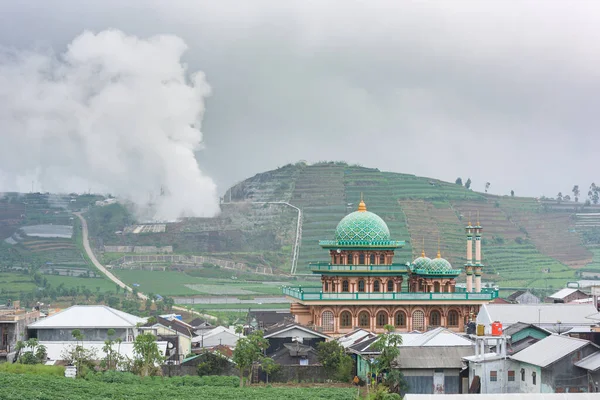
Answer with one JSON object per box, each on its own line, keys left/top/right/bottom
{"left": 0, "top": 373, "right": 356, "bottom": 400}
{"left": 580, "top": 248, "right": 600, "bottom": 272}
{"left": 0, "top": 272, "right": 37, "bottom": 298}
{"left": 112, "top": 269, "right": 294, "bottom": 297}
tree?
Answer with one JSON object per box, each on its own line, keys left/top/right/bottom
{"left": 15, "top": 338, "right": 47, "bottom": 364}
{"left": 163, "top": 296, "right": 175, "bottom": 311}
{"left": 557, "top": 192, "right": 563, "bottom": 203}
{"left": 510, "top": 190, "right": 514, "bottom": 197}
{"left": 485, "top": 182, "right": 491, "bottom": 193}
{"left": 62, "top": 330, "right": 97, "bottom": 377}
{"left": 465, "top": 178, "right": 472, "bottom": 190}
{"left": 455, "top": 177, "right": 463, "bottom": 186}
{"left": 232, "top": 330, "right": 269, "bottom": 387}
{"left": 564, "top": 195, "right": 571, "bottom": 201}
{"left": 369, "top": 325, "right": 407, "bottom": 396}
{"left": 573, "top": 185, "right": 580, "bottom": 203}
{"left": 101, "top": 328, "right": 123, "bottom": 371}
{"left": 316, "top": 340, "right": 353, "bottom": 382}
{"left": 132, "top": 333, "right": 165, "bottom": 377}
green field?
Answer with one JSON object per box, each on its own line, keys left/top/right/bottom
{"left": 193, "top": 303, "right": 290, "bottom": 311}
{"left": 111, "top": 269, "right": 310, "bottom": 297}
{"left": 0, "top": 373, "right": 355, "bottom": 400}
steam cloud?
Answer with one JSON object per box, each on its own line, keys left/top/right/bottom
{"left": 0, "top": 29, "right": 220, "bottom": 220}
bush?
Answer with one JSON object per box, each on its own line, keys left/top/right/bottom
{"left": 84, "top": 371, "right": 239, "bottom": 387}
{"left": 0, "top": 363, "right": 65, "bottom": 376}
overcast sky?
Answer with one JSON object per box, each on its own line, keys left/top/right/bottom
{"left": 1, "top": 1, "right": 599, "bottom": 199}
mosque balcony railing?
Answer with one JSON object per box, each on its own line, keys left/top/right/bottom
{"left": 309, "top": 262, "right": 410, "bottom": 272}
{"left": 282, "top": 286, "right": 498, "bottom": 301}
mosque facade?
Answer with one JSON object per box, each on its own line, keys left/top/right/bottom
{"left": 283, "top": 199, "right": 497, "bottom": 335}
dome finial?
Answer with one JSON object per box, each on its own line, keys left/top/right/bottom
{"left": 437, "top": 234, "right": 441, "bottom": 258}
{"left": 477, "top": 210, "right": 480, "bottom": 226}
{"left": 357, "top": 192, "right": 367, "bottom": 212}
{"left": 468, "top": 211, "right": 472, "bottom": 226}
{"left": 421, "top": 237, "right": 426, "bottom": 257}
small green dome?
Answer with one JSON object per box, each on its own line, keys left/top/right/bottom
{"left": 412, "top": 256, "right": 431, "bottom": 270}
{"left": 335, "top": 210, "right": 390, "bottom": 242}
{"left": 427, "top": 257, "right": 453, "bottom": 273}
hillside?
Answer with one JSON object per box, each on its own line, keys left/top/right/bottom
{"left": 3, "top": 162, "right": 600, "bottom": 292}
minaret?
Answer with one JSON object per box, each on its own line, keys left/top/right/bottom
{"left": 474, "top": 211, "right": 483, "bottom": 293}
{"left": 465, "top": 213, "right": 474, "bottom": 293}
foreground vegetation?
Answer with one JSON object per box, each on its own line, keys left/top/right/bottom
{"left": 0, "top": 372, "right": 356, "bottom": 400}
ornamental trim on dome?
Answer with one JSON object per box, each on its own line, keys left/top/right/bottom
{"left": 335, "top": 210, "right": 391, "bottom": 242}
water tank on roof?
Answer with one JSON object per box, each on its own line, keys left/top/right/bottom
{"left": 491, "top": 321, "right": 503, "bottom": 336}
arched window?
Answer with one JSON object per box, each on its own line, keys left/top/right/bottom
{"left": 430, "top": 310, "right": 441, "bottom": 326}
{"left": 412, "top": 310, "right": 425, "bottom": 331}
{"left": 445, "top": 282, "right": 452, "bottom": 292}
{"left": 376, "top": 311, "right": 388, "bottom": 327}
{"left": 520, "top": 369, "right": 525, "bottom": 381}
{"left": 324, "top": 281, "right": 329, "bottom": 292}
{"left": 434, "top": 282, "right": 441, "bottom": 292}
{"left": 342, "top": 280, "right": 349, "bottom": 292}
{"left": 380, "top": 254, "right": 385, "bottom": 264}
{"left": 370, "top": 254, "right": 376, "bottom": 264}
{"left": 359, "top": 254, "right": 365, "bottom": 265}
{"left": 358, "top": 311, "right": 370, "bottom": 328}
{"left": 347, "top": 254, "right": 353, "bottom": 265}
{"left": 394, "top": 311, "right": 406, "bottom": 328}
{"left": 387, "top": 280, "right": 394, "bottom": 292}
{"left": 373, "top": 280, "right": 380, "bottom": 292}
{"left": 322, "top": 311, "right": 334, "bottom": 332}
{"left": 447, "top": 310, "right": 459, "bottom": 327}
{"left": 358, "top": 280, "right": 365, "bottom": 292}
{"left": 532, "top": 372, "right": 536, "bottom": 385}
{"left": 340, "top": 311, "right": 352, "bottom": 328}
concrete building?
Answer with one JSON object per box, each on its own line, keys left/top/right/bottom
{"left": 28, "top": 305, "right": 146, "bottom": 342}
{"left": 476, "top": 304, "right": 600, "bottom": 335}
{"left": 284, "top": 200, "right": 496, "bottom": 335}
{"left": 545, "top": 288, "right": 590, "bottom": 304}
{"left": 139, "top": 316, "right": 194, "bottom": 364}
{"left": 510, "top": 335, "right": 600, "bottom": 393}
{"left": 263, "top": 322, "right": 329, "bottom": 356}
{"left": 192, "top": 326, "right": 241, "bottom": 349}
{"left": 0, "top": 302, "right": 40, "bottom": 362}
{"left": 349, "top": 327, "right": 475, "bottom": 394}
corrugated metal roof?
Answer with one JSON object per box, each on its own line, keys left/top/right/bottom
{"left": 574, "top": 351, "right": 600, "bottom": 371}
{"left": 394, "top": 346, "right": 474, "bottom": 369}
{"left": 348, "top": 328, "right": 473, "bottom": 354}
{"left": 548, "top": 288, "right": 584, "bottom": 299}
{"left": 480, "top": 304, "right": 599, "bottom": 326}
{"left": 509, "top": 335, "right": 591, "bottom": 367}
{"left": 28, "top": 305, "right": 146, "bottom": 329}
{"left": 405, "top": 394, "right": 600, "bottom": 399}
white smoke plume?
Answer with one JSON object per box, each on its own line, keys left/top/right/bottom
{"left": 0, "top": 29, "right": 220, "bottom": 220}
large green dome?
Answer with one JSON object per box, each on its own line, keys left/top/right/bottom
{"left": 335, "top": 209, "right": 391, "bottom": 242}
{"left": 412, "top": 255, "right": 431, "bottom": 270}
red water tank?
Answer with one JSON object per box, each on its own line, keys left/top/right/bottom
{"left": 491, "top": 321, "right": 503, "bottom": 336}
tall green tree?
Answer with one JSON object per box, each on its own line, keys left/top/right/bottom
{"left": 455, "top": 177, "right": 463, "bottom": 186}
{"left": 132, "top": 333, "right": 165, "bottom": 377}
{"left": 572, "top": 185, "right": 580, "bottom": 202}
{"left": 232, "top": 330, "right": 269, "bottom": 387}
{"left": 465, "top": 178, "right": 472, "bottom": 190}
{"left": 316, "top": 340, "right": 353, "bottom": 382}
{"left": 369, "top": 325, "right": 408, "bottom": 396}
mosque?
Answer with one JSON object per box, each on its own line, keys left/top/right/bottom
{"left": 283, "top": 198, "right": 497, "bottom": 335}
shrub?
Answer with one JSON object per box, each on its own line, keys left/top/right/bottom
{"left": 0, "top": 363, "right": 65, "bottom": 376}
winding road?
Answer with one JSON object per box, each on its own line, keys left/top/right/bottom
{"left": 74, "top": 212, "right": 214, "bottom": 320}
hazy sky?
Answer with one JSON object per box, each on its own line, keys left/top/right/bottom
{"left": 1, "top": 1, "right": 599, "bottom": 200}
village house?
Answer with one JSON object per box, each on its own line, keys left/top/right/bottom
{"left": 545, "top": 288, "right": 590, "bottom": 304}
{"left": 139, "top": 315, "right": 194, "bottom": 364}
{"left": 348, "top": 327, "right": 475, "bottom": 394}
{"left": 0, "top": 301, "right": 40, "bottom": 362}
{"left": 506, "top": 290, "right": 541, "bottom": 305}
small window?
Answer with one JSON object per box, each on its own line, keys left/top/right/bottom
{"left": 358, "top": 311, "right": 370, "bottom": 328}
{"left": 340, "top": 311, "right": 352, "bottom": 328}
{"left": 376, "top": 311, "right": 388, "bottom": 327}
{"left": 508, "top": 370, "right": 515, "bottom": 382}
{"left": 521, "top": 369, "right": 525, "bottom": 382}
{"left": 324, "top": 281, "right": 329, "bottom": 291}
{"left": 322, "top": 311, "right": 334, "bottom": 332}
{"left": 358, "top": 280, "right": 365, "bottom": 292}
{"left": 373, "top": 280, "right": 380, "bottom": 292}
{"left": 348, "top": 255, "right": 353, "bottom": 265}
{"left": 447, "top": 310, "right": 459, "bottom": 327}
{"left": 342, "top": 280, "right": 349, "bottom": 292}
{"left": 370, "top": 254, "right": 375, "bottom": 264}
{"left": 430, "top": 310, "right": 441, "bottom": 326}
{"left": 359, "top": 254, "right": 365, "bottom": 264}
{"left": 387, "top": 280, "right": 394, "bottom": 292}
{"left": 380, "top": 255, "right": 385, "bottom": 264}
{"left": 490, "top": 371, "right": 497, "bottom": 382}
{"left": 532, "top": 372, "right": 536, "bottom": 385}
